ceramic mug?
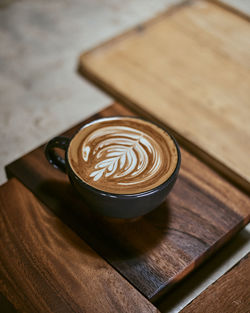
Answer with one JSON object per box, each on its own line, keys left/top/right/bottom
{"left": 45, "top": 116, "right": 181, "bottom": 219}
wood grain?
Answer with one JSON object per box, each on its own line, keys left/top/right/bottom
{"left": 79, "top": 0, "right": 250, "bottom": 193}
{"left": 180, "top": 253, "right": 250, "bottom": 313}
{"left": 0, "top": 179, "right": 159, "bottom": 313}
{"left": 5, "top": 103, "right": 250, "bottom": 301}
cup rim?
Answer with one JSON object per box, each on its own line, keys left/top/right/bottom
{"left": 65, "top": 116, "right": 181, "bottom": 198}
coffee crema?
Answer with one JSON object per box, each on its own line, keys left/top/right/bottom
{"left": 68, "top": 117, "right": 178, "bottom": 194}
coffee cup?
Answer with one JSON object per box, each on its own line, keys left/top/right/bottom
{"left": 45, "top": 116, "right": 181, "bottom": 218}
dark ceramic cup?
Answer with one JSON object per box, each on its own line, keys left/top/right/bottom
{"left": 45, "top": 117, "right": 181, "bottom": 219}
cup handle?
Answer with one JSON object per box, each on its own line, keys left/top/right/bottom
{"left": 45, "top": 136, "right": 70, "bottom": 173}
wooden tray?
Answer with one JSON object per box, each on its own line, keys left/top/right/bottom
{"left": 79, "top": 0, "right": 250, "bottom": 193}
{"left": 0, "top": 179, "right": 158, "bottom": 313}
{"left": 6, "top": 103, "right": 250, "bottom": 301}
{"left": 180, "top": 253, "right": 250, "bottom": 313}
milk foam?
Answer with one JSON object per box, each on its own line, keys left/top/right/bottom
{"left": 68, "top": 117, "right": 178, "bottom": 194}
{"left": 82, "top": 126, "right": 161, "bottom": 185}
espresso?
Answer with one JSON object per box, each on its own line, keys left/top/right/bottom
{"left": 68, "top": 117, "right": 178, "bottom": 194}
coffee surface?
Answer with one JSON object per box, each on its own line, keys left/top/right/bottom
{"left": 68, "top": 117, "right": 178, "bottom": 194}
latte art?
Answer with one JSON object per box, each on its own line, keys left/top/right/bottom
{"left": 82, "top": 126, "right": 161, "bottom": 185}
{"left": 68, "top": 117, "right": 178, "bottom": 194}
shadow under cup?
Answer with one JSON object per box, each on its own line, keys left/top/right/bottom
{"left": 45, "top": 117, "right": 181, "bottom": 219}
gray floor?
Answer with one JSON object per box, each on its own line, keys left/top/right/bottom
{"left": 0, "top": 1, "right": 249, "bottom": 312}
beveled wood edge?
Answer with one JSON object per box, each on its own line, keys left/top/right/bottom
{"left": 179, "top": 252, "right": 250, "bottom": 312}
{"left": 78, "top": 1, "right": 250, "bottom": 195}
{"left": 208, "top": 0, "right": 250, "bottom": 21}
{"left": 150, "top": 218, "right": 249, "bottom": 302}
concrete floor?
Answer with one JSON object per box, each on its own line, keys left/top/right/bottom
{"left": 0, "top": 1, "right": 249, "bottom": 312}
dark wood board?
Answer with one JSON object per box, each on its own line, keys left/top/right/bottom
{"left": 5, "top": 103, "right": 250, "bottom": 301}
{"left": 79, "top": 0, "right": 250, "bottom": 194}
{"left": 180, "top": 253, "right": 250, "bottom": 313}
{"left": 0, "top": 179, "right": 158, "bottom": 313}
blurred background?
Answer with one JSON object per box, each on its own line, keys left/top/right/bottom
{"left": 0, "top": 1, "right": 249, "bottom": 312}
{"left": 0, "top": 0, "right": 248, "bottom": 184}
